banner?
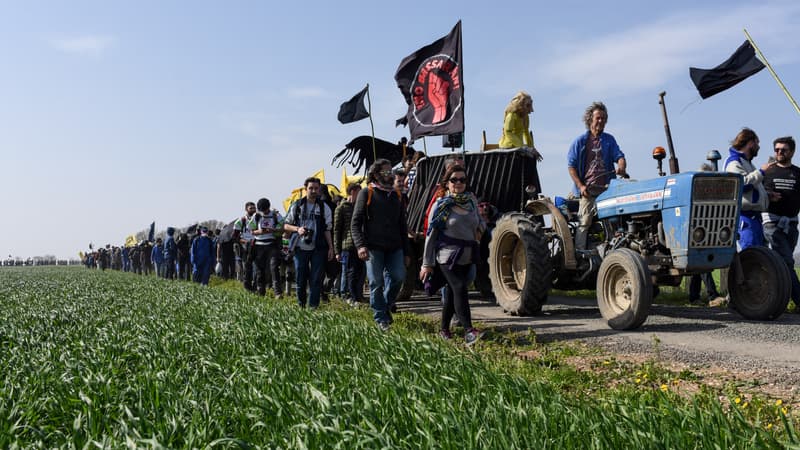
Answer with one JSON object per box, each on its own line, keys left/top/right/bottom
{"left": 395, "top": 21, "right": 463, "bottom": 142}
{"left": 338, "top": 85, "right": 370, "bottom": 124}
{"left": 690, "top": 41, "right": 765, "bottom": 99}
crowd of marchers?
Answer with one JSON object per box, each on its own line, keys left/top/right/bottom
{"left": 80, "top": 99, "right": 800, "bottom": 345}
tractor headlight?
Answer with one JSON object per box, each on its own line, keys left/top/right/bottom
{"left": 692, "top": 227, "right": 706, "bottom": 244}
{"left": 719, "top": 226, "right": 732, "bottom": 243}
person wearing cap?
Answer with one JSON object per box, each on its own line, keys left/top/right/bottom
{"left": 191, "top": 227, "right": 214, "bottom": 285}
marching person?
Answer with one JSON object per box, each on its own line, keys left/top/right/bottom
{"left": 191, "top": 226, "right": 214, "bottom": 285}
{"left": 233, "top": 202, "right": 258, "bottom": 291}
{"left": 334, "top": 182, "right": 365, "bottom": 304}
{"left": 284, "top": 177, "right": 334, "bottom": 308}
{"left": 419, "top": 164, "right": 485, "bottom": 344}
{"left": 351, "top": 159, "right": 410, "bottom": 330}
{"left": 163, "top": 227, "right": 177, "bottom": 279}
{"left": 251, "top": 197, "right": 284, "bottom": 297}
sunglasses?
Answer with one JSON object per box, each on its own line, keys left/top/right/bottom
{"left": 775, "top": 147, "right": 792, "bottom": 153}
{"left": 380, "top": 170, "right": 393, "bottom": 176}
{"left": 448, "top": 177, "right": 467, "bottom": 184}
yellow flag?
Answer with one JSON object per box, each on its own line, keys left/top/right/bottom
{"left": 283, "top": 187, "right": 305, "bottom": 213}
{"left": 125, "top": 235, "right": 138, "bottom": 248}
{"left": 340, "top": 168, "right": 366, "bottom": 195}
{"left": 311, "top": 169, "right": 325, "bottom": 184}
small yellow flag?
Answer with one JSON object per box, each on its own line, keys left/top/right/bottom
{"left": 125, "top": 235, "right": 138, "bottom": 248}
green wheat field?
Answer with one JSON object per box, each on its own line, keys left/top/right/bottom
{"left": 0, "top": 267, "right": 796, "bottom": 448}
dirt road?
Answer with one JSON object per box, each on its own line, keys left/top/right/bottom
{"left": 398, "top": 293, "right": 800, "bottom": 398}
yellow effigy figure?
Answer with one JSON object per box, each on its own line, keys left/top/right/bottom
{"left": 498, "top": 91, "right": 533, "bottom": 149}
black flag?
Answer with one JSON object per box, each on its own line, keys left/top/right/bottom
{"left": 690, "top": 41, "right": 765, "bottom": 99}
{"left": 148, "top": 222, "right": 155, "bottom": 242}
{"left": 338, "top": 86, "right": 370, "bottom": 124}
{"left": 395, "top": 21, "right": 463, "bottom": 142}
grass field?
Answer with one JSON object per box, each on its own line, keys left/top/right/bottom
{"left": 0, "top": 267, "right": 797, "bottom": 448}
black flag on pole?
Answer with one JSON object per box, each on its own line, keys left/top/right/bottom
{"left": 337, "top": 86, "right": 370, "bottom": 124}
{"left": 690, "top": 41, "right": 765, "bottom": 99}
{"left": 148, "top": 222, "right": 155, "bottom": 242}
{"left": 395, "top": 20, "right": 463, "bottom": 142}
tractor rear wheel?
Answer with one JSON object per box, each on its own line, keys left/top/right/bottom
{"left": 488, "top": 213, "right": 551, "bottom": 315}
{"left": 728, "top": 246, "right": 790, "bottom": 320}
{"left": 596, "top": 248, "right": 652, "bottom": 330}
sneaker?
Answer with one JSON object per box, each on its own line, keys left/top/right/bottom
{"left": 464, "top": 328, "right": 485, "bottom": 346}
{"left": 439, "top": 329, "right": 452, "bottom": 340}
{"left": 378, "top": 322, "right": 390, "bottom": 332}
{"left": 708, "top": 296, "right": 728, "bottom": 308}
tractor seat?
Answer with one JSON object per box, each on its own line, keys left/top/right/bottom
{"left": 554, "top": 196, "right": 579, "bottom": 216}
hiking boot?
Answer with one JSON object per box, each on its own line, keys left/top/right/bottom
{"left": 378, "top": 322, "right": 390, "bottom": 332}
{"left": 464, "top": 328, "right": 485, "bottom": 346}
{"left": 439, "top": 329, "right": 452, "bottom": 340}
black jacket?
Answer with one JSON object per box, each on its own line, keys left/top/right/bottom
{"left": 351, "top": 186, "right": 409, "bottom": 254}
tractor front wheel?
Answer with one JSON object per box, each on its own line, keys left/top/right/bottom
{"left": 596, "top": 248, "right": 652, "bottom": 330}
{"left": 728, "top": 246, "right": 790, "bottom": 320}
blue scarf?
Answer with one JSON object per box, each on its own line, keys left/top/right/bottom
{"left": 427, "top": 192, "right": 475, "bottom": 236}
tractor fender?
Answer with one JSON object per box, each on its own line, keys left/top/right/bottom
{"left": 524, "top": 198, "right": 577, "bottom": 270}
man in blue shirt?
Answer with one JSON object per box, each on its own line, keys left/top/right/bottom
{"left": 567, "top": 102, "right": 627, "bottom": 250}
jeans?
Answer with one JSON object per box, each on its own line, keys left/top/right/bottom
{"left": 763, "top": 221, "right": 800, "bottom": 303}
{"left": 294, "top": 247, "right": 327, "bottom": 308}
{"left": 365, "top": 248, "right": 405, "bottom": 323}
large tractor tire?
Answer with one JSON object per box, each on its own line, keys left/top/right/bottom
{"left": 596, "top": 248, "right": 652, "bottom": 330}
{"left": 728, "top": 246, "right": 791, "bottom": 320}
{"left": 488, "top": 213, "right": 551, "bottom": 315}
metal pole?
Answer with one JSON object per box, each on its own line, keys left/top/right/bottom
{"left": 365, "top": 83, "right": 377, "bottom": 162}
{"left": 658, "top": 91, "right": 680, "bottom": 174}
{"left": 744, "top": 29, "right": 800, "bottom": 116}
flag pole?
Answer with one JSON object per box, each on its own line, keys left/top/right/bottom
{"left": 365, "top": 83, "right": 377, "bottom": 162}
{"left": 744, "top": 29, "right": 800, "bottom": 116}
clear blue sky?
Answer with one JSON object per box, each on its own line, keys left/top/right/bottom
{"left": 1, "top": 0, "right": 798, "bottom": 259}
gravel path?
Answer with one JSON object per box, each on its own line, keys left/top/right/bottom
{"left": 398, "top": 293, "right": 800, "bottom": 396}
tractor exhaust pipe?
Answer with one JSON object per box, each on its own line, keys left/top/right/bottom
{"left": 658, "top": 91, "right": 680, "bottom": 174}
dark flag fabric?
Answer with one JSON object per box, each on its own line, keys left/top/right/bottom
{"left": 338, "top": 86, "right": 370, "bottom": 124}
{"left": 148, "top": 222, "right": 155, "bottom": 242}
{"left": 690, "top": 41, "right": 765, "bottom": 99}
{"left": 395, "top": 20, "right": 463, "bottom": 142}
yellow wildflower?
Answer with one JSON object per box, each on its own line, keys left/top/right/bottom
{"left": 660, "top": 384, "right": 668, "bottom": 392}
{"left": 635, "top": 378, "right": 641, "bottom": 384}
{"left": 766, "top": 423, "right": 773, "bottom": 430}
{"left": 782, "top": 407, "right": 788, "bottom": 415}
{"left": 734, "top": 397, "right": 741, "bottom": 404}
{"left": 775, "top": 399, "right": 783, "bottom": 407}
{"left": 743, "top": 402, "right": 749, "bottom": 409}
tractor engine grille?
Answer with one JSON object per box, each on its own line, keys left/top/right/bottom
{"left": 689, "top": 175, "right": 739, "bottom": 248}
{"left": 690, "top": 204, "right": 738, "bottom": 248}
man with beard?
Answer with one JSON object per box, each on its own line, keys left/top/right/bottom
{"left": 351, "top": 159, "right": 410, "bottom": 331}
{"left": 724, "top": 127, "right": 774, "bottom": 249}
{"left": 284, "top": 177, "right": 334, "bottom": 308}
{"left": 763, "top": 136, "right": 800, "bottom": 310}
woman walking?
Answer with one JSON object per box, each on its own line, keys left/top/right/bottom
{"left": 420, "top": 165, "right": 486, "bottom": 344}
